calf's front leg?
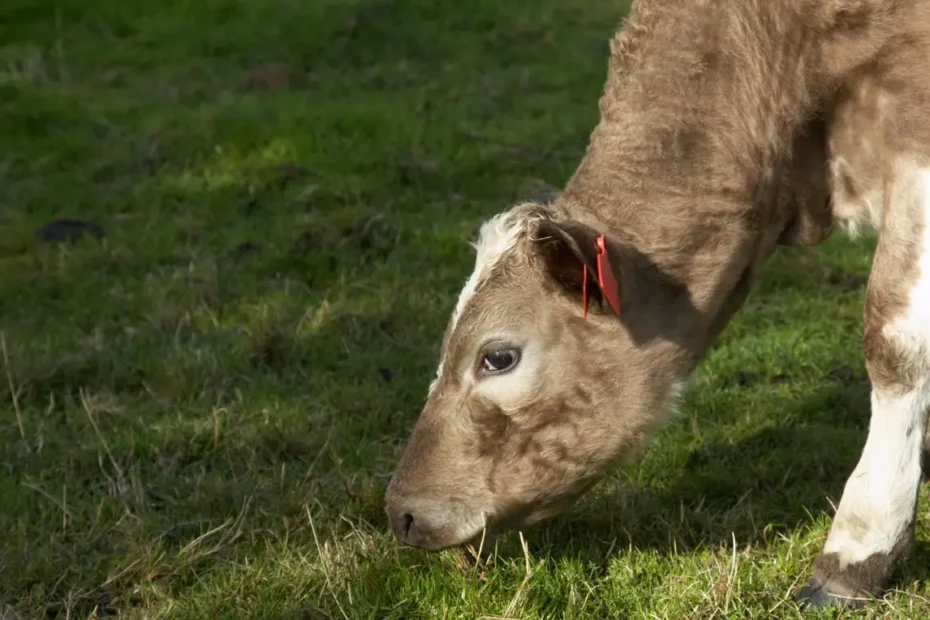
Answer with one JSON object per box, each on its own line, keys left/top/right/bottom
{"left": 800, "top": 164, "right": 930, "bottom": 608}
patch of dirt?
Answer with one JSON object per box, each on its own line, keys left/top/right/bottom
{"left": 35, "top": 219, "right": 106, "bottom": 244}
{"left": 244, "top": 63, "right": 292, "bottom": 91}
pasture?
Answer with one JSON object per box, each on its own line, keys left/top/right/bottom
{"left": 2, "top": 0, "right": 929, "bottom": 617}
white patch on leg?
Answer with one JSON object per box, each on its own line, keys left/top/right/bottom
{"left": 822, "top": 385, "right": 929, "bottom": 567}
{"left": 823, "top": 167, "right": 930, "bottom": 568}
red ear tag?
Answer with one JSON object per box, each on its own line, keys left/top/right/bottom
{"left": 596, "top": 234, "right": 622, "bottom": 315}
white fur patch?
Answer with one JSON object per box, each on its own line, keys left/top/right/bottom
{"left": 450, "top": 204, "right": 543, "bottom": 332}
{"left": 822, "top": 385, "right": 929, "bottom": 567}
{"left": 428, "top": 203, "right": 544, "bottom": 394}
{"left": 823, "top": 168, "right": 930, "bottom": 568}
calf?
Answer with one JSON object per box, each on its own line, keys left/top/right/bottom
{"left": 384, "top": 0, "right": 930, "bottom": 608}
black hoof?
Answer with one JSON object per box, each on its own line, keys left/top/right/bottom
{"left": 796, "top": 579, "right": 866, "bottom": 610}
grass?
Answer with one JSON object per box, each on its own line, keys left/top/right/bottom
{"left": 1, "top": 0, "right": 928, "bottom": 617}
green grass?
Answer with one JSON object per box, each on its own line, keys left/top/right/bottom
{"left": 1, "top": 0, "right": 928, "bottom": 617}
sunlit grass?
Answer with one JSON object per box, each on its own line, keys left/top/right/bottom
{"left": 1, "top": 0, "right": 928, "bottom": 618}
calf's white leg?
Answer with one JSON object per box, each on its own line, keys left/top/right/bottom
{"left": 802, "top": 163, "right": 930, "bottom": 607}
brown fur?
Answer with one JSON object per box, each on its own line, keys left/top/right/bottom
{"left": 808, "top": 532, "right": 916, "bottom": 607}
{"left": 385, "top": 0, "right": 930, "bottom": 606}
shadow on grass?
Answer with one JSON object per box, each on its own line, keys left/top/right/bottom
{"left": 533, "top": 421, "right": 865, "bottom": 561}
{"left": 2, "top": 161, "right": 884, "bottom": 614}
{"left": 6, "top": 0, "right": 918, "bottom": 616}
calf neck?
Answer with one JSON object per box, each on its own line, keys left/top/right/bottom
{"left": 385, "top": 0, "right": 930, "bottom": 608}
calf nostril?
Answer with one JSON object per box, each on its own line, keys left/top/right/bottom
{"left": 402, "top": 513, "right": 414, "bottom": 537}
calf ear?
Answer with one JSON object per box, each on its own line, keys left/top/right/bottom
{"left": 533, "top": 218, "right": 629, "bottom": 316}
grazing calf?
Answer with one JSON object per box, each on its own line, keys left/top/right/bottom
{"left": 384, "top": 0, "right": 930, "bottom": 608}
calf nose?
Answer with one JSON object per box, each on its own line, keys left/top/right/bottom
{"left": 388, "top": 509, "right": 416, "bottom": 544}
{"left": 386, "top": 492, "right": 452, "bottom": 549}
{"left": 387, "top": 502, "right": 437, "bottom": 547}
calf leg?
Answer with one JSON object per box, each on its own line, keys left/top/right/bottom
{"left": 801, "top": 162, "right": 930, "bottom": 607}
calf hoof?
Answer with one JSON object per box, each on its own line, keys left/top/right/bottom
{"left": 796, "top": 579, "right": 867, "bottom": 610}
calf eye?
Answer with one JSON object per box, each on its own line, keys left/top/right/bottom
{"left": 481, "top": 349, "right": 520, "bottom": 373}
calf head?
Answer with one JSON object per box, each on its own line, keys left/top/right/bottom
{"left": 384, "top": 202, "right": 686, "bottom": 550}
